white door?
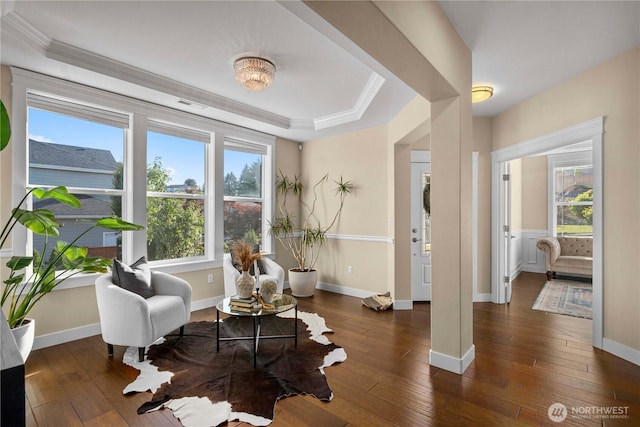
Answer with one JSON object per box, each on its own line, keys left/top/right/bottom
{"left": 411, "top": 159, "right": 431, "bottom": 301}
{"left": 499, "top": 161, "right": 513, "bottom": 303}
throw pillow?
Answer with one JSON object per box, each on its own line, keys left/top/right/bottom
{"left": 112, "top": 256, "right": 154, "bottom": 298}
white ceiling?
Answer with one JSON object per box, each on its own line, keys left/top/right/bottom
{"left": 1, "top": 1, "right": 639, "bottom": 141}
{"left": 440, "top": 0, "right": 640, "bottom": 117}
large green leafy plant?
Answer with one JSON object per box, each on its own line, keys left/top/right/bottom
{"left": 268, "top": 171, "right": 353, "bottom": 272}
{"left": 0, "top": 100, "right": 143, "bottom": 328}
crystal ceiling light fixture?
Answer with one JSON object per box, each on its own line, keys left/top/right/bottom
{"left": 472, "top": 85, "right": 494, "bottom": 103}
{"left": 233, "top": 56, "right": 276, "bottom": 92}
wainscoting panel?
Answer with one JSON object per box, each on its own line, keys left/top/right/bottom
{"left": 520, "top": 230, "right": 547, "bottom": 274}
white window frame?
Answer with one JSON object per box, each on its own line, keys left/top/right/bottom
{"left": 145, "top": 120, "right": 210, "bottom": 265}
{"left": 223, "top": 138, "right": 273, "bottom": 253}
{"left": 547, "top": 151, "right": 593, "bottom": 237}
{"left": 10, "top": 67, "right": 275, "bottom": 289}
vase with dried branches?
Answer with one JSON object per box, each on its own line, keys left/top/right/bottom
{"left": 230, "top": 240, "right": 262, "bottom": 298}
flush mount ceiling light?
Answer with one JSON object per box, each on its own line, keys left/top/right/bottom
{"left": 233, "top": 56, "right": 276, "bottom": 92}
{"left": 472, "top": 85, "right": 494, "bottom": 103}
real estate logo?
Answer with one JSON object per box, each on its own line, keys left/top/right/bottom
{"left": 547, "top": 402, "right": 630, "bottom": 422}
{"left": 548, "top": 403, "right": 568, "bottom": 422}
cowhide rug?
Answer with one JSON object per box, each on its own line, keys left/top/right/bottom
{"left": 123, "top": 311, "right": 346, "bottom": 427}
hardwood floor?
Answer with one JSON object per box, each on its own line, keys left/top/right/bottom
{"left": 22, "top": 272, "right": 640, "bottom": 426}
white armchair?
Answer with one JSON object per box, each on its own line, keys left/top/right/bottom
{"left": 95, "top": 271, "right": 192, "bottom": 362}
{"left": 223, "top": 254, "right": 284, "bottom": 297}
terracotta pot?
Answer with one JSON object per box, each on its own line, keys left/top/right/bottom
{"left": 288, "top": 269, "right": 318, "bottom": 297}
{"left": 12, "top": 318, "right": 35, "bottom": 363}
{"left": 236, "top": 270, "right": 255, "bottom": 299}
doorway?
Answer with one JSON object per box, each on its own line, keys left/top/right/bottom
{"left": 491, "top": 117, "right": 604, "bottom": 348}
{"left": 411, "top": 152, "right": 431, "bottom": 301}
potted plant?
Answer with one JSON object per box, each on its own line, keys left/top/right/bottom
{"left": 268, "top": 171, "right": 353, "bottom": 297}
{"left": 0, "top": 100, "right": 143, "bottom": 361}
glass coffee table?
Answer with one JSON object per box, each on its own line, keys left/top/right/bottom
{"left": 216, "top": 294, "right": 298, "bottom": 367}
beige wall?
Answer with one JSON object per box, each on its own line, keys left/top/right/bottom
{"left": 521, "top": 156, "right": 548, "bottom": 231}
{"left": 492, "top": 45, "right": 640, "bottom": 352}
{"left": 272, "top": 137, "right": 301, "bottom": 272}
{"left": 510, "top": 158, "right": 522, "bottom": 232}
{"left": 302, "top": 125, "right": 391, "bottom": 295}
{"left": 472, "top": 117, "right": 493, "bottom": 295}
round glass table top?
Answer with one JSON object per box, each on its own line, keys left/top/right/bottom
{"left": 217, "top": 294, "right": 297, "bottom": 317}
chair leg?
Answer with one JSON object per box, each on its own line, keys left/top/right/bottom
{"left": 179, "top": 325, "right": 184, "bottom": 337}
{"left": 107, "top": 343, "right": 114, "bottom": 358}
{"left": 546, "top": 271, "right": 552, "bottom": 280}
{"left": 138, "top": 347, "right": 145, "bottom": 362}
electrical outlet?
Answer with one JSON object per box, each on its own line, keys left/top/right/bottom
{"left": 347, "top": 266, "right": 353, "bottom": 274}
{"left": 207, "top": 274, "right": 213, "bottom": 283}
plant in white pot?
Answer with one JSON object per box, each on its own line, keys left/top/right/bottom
{"left": 268, "top": 171, "right": 353, "bottom": 297}
{"left": 0, "top": 100, "right": 143, "bottom": 362}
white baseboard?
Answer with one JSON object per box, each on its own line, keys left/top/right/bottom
{"left": 315, "top": 281, "right": 412, "bottom": 310}
{"left": 315, "top": 281, "right": 378, "bottom": 299}
{"left": 191, "top": 296, "right": 222, "bottom": 311}
{"left": 32, "top": 296, "right": 222, "bottom": 350}
{"left": 393, "top": 300, "right": 413, "bottom": 310}
{"left": 521, "top": 266, "right": 546, "bottom": 274}
{"left": 429, "top": 344, "right": 475, "bottom": 374}
{"left": 603, "top": 338, "right": 640, "bottom": 366}
{"left": 473, "top": 293, "right": 492, "bottom": 302}
{"left": 33, "top": 322, "right": 102, "bottom": 351}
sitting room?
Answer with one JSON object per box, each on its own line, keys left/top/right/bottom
{"left": 1, "top": 1, "right": 639, "bottom": 426}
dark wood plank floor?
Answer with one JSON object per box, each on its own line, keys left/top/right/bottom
{"left": 22, "top": 272, "right": 640, "bottom": 426}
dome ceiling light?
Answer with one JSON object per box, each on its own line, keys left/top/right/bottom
{"left": 472, "top": 85, "right": 494, "bottom": 103}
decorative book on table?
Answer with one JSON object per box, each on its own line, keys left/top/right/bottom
{"left": 230, "top": 296, "right": 256, "bottom": 307}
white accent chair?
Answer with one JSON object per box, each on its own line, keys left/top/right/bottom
{"left": 223, "top": 254, "right": 285, "bottom": 297}
{"left": 95, "top": 271, "right": 192, "bottom": 362}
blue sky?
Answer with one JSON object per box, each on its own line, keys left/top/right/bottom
{"left": 28, "top": 108, "right": 256, "bottom": 187}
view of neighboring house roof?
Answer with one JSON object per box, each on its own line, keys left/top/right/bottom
{"left": 34, "top": 194, "right": 115, "bottom": 217}
{"left": 29, "top": 139, "right": 117, "bottom": 171}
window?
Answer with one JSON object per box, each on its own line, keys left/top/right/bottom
{"left": 223, "top": 143, "right": 265, "bottom": 251}
{"left": 548, "top": 152, "right": 593, "bottom": 237}
{"left": 27, "top": 96, "right": 126, "bottom": 264}
{"left": 13, "top": 68, "right": 274, "bottom": 281}
{"left": 422, "top": 172, "right": 431, "bottom": 252}
{"left": 146, "top": 125, "right": 207, "bottom": 262}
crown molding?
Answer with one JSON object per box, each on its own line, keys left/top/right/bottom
{"left": 313, "top": 72, "right": 384, "bottom": 130}
{"left": 1, "top": 11, "right": 49, "bottom": 53}
{"left": 5, "top": 8, "right": 386, "bottom": 134}
{"left": 45, "top": 40, "right": 291, "bottom": 129}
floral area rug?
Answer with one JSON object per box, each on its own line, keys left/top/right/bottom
{"left": 123, "top": 311, "right": 346, "bottom": 426}
{"left": 532, "top": 280, "right": 592, "bottom": 319}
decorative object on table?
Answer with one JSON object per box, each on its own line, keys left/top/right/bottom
{"left": 268, "top": 171, "right": 353, "bottom": 297}
{"left": 124, "top": 311, "right": 346, "bottom": 427}
{"left": 229, "top": 296, "right": 258, "bottom": 313}
{"left": 362, "top": 292, "right": 393, "bottom": 311}
{"left": 0, "top": 100, "right": 143, "bottom": 361}
{"left": 532, "top": 280, "right": 592, "bottom": 319}
{"left": 260, "top": 280, "right": 277, "bottom": 304}
{"left": 231, "top": 240, "right": 262, "bottom": 299}
{"left": 222, "top": 255, "right": 285, "bottom": 297}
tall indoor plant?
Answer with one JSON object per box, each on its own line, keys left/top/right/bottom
{"left": 0, "top": 99, "right": 143, "bottom": 360}
{"left": 268, "top": 171, "right": 353, "bottom": 296}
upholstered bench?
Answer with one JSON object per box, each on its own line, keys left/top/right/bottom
{"left": 536, "top": 236, "right": 593, "bottom": 280}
